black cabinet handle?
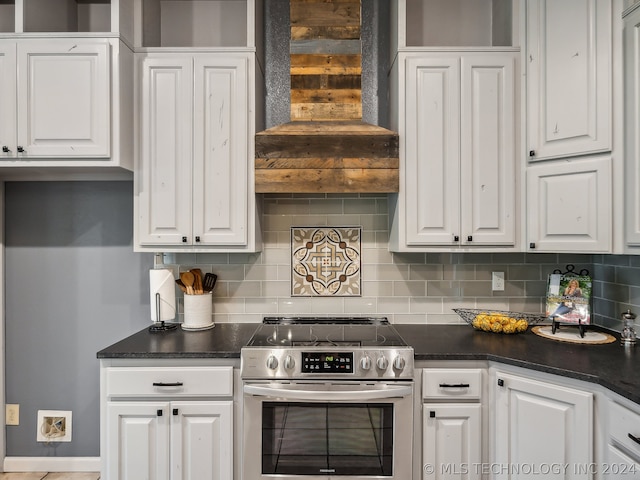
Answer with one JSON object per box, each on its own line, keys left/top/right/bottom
{"left": 182, "top": 236, "right": 188, "bottom": 243}
{"left": 453, "top": 235, "right": 459, "bottom": 242}
{"left": 439, "top": 383, "right": 470, "bottom": 388}
{"left": 497, "top": 379, "right": 504, "bottom": 387}
{"left": 157, "top": 409, "right": 163, "bottom": 416}
{"left": 2, "top": 146, "right": 9, "bottom": 153}
{"left": 195, "top": 236, "right": 201, "bottom": 243}
{"left": 529, "top": 242, "right": 536, "bottom": 249}
{"left": 173, "top": 408, "right": 179, "bottom": 416}
{"left": 152, "top": 382, "right": 184, "bottom": 387}
{"left": 430, "top": 411, "right": 436, "bottom": 418}
{"left": 629, "top": 433, "right": 640, "bottom": 446}
{"left": 529, "top": 150, "right": 535, "bottom": 157}
{"left": 17, "top": 146, "right": 24, "bottom": 153}
{"left": 467, "top": 236, "right": 473, "bottom": 242}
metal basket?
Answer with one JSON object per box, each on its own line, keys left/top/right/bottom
{"left": 453, "top": 308, "right": 546, "bottom": 334}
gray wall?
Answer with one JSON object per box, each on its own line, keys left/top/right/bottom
{"left": 4, "top": 181, "right": 153, "bottom": 457}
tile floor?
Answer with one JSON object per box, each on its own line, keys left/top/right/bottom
{"left": 0, "top": 474, "right": 99, "bottom": 480}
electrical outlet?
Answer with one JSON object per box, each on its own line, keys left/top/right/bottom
{"left": 6, "top": 404, "right": 19, "bottom": 426}
{"left": 492, "top": 272, "right": 505, "bottom": 291}
{"left": 37, "top": 410, "right": 72, "bottom": 442}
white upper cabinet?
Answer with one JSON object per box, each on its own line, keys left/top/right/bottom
{"left": 0, "top": 1, "right": 136, "bottom": 174}
{"left": 625, "top": 4, "right": 640, "bottom": 247}
{"left": 392, "top": 51, "right": 517, "bottom": 250}
{"left": 136, "top": 53, "right": 257, "bottom": 251}
{"left": 15, "top": 40, "right": 110, "bottom": 158}
{"left": 0, "top": 42, "right": 16, "bottom": 157}
{"left": 134, "top": 0, "right": 261, "bottom": 251}
{"left": 389, "top": 1, "right": 519, "bottom": 252}
{"left": 523, "top": 0, "right": 617, "bottom": 254}
{"left": 525, "top": 0, "right": 612, "bottom": 161}
{"left": 527, "top": 157, "right": 611, "bottom": 252}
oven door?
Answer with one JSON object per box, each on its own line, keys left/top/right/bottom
{"left": 243, "top": 381, "right": 414, "bottom": 480}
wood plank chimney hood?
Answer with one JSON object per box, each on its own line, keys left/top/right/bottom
{"left": 255, "top": 0, "right": 399, "bottom": 194}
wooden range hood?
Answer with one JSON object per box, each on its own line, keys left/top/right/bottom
{"left": 255, "top": 0, "right": 399, "bottom": 194}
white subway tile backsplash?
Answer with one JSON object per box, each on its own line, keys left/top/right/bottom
{"left": 344, "top": 297, "right": 378, "bottom": 314}
{"left": 410, "top": 297, "right": 444, "bottom": 314}
{"left": 165, "top": 195, "right": 608, "bottom": 327}
{"left": 311, "top": 297, "right": 345, "bottom": 314}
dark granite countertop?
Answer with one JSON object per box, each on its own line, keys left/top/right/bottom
{"left": 395, "top": 324, "right": 640, "bottom": 404}
{"left": 96, "top": 323, "right": 259, "bottom": 359}
{"left": 97, "top": 323, "right": 640, "bottom": 404}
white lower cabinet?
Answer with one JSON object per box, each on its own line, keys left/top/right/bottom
{"left": 422, "top": 368, "right": 483, "bottom": 480}
{"left": 493, "top": 370, "right": 593, "bottom": 479}
{"left": 101, "top": 365, "right": 234, "bottom": 480}
{"left": 606, "top": 398, "right": 640, "bottom": 479}
{"left": 107, "top": 400, "right": 232, "bottom": 480}
{"left": 423, "top": 404, "right": 482, "bottom": 480}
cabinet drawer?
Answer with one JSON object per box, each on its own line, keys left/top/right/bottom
{"left": 106, "top": 366, "right": 233, "bottom": 397}
{"left": 422, "top": 368, "right": 482, "bottom": 400}
{"left": 610, "top": 401, "right": 640, "bottom": 457}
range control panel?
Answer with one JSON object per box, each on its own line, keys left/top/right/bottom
{"left": 241, "top": 348, "right": 414, "bottom": 380}
{"left": 302, "top": 352, "right": 353, "bottom": 373}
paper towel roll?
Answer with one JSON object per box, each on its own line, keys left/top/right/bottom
{"left": 149, "top": 269, "right": 176, "bottom": 322}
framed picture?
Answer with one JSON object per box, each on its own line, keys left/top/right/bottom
{"left": 546, "top": 274, "right": 592, "bottom": 324}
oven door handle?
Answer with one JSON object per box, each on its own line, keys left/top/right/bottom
{"left": 244, "top": 384, "right": 413, "bottom": 401}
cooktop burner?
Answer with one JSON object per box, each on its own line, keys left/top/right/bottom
{"left": 245, "top": 316, "right": 407, "bottom": 348}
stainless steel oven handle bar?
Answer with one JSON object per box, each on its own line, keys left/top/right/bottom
{"left": 244, "top": 383, "right": 413, "bottom": 401}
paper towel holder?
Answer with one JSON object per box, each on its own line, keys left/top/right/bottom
{"left": 149, "top": 293, "right": 178, "bottom": 333}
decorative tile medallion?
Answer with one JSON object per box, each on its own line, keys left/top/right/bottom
{"left": 291, "top": 227, "right": 361, "bottom": 296}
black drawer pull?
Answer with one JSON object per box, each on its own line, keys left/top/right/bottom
{"left": 152, "top": 382, "right": 184, "bottom": 387}
{"left": 439, "top": 383, "right": 470, "bottom": 388}
{"left": 629, "top": 433, "right": 640, "bottom": 446}
{"left": 430, "top": 411, "right": 436, "bottom": 418}
{"left": 497, "top": 379, "right": 504, "bottom": 387}
{"left": 157, "top": 409, "right": 163, "bottom": 417}
{"left": 173, "top": 408, "right": 179, "bottom": 416}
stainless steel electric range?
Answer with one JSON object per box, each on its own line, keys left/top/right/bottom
{"left": 241, "top": 317, "right": 414, "bottom": 480}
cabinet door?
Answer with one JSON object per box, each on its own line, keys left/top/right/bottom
{"left": 423, "top": 404, "right": 481, "bottom": 480}
{"left": 171, "top": 401, "right": 233, "bottom": 480}
{"left": 527, "top": 157, "right": 611, "bottom": 252}
{"left": 0, "top": 42, "right": 16, "bottom": 157}
{"left": 107, "top": 402, "right": 170, "bottom": 480}
{"left": 16, "top": 40, "right": 110, "bottom": 157}
{"left": 138, "top": 56, "right": 194, "bottom": 246}
{"left": 625, "top": 5, "right": 640, "bottom": 246}
{"left": 405, "top": 55, "right": 460, "bottom": 245}
{"left": 460, "top": 54, "right": 516, "bottom": 246}
{"left": 192, "top": 55, "right": 248, "bottom": 246}
{"left": 526, "top": 0, "right": 611, "bottom": 161}
{"left": 494, "top": 372, "right": 593, "bottom": 480}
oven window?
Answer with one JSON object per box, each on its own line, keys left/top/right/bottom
{"left": 261, "top": 402, "right": 393, "bottom": 476}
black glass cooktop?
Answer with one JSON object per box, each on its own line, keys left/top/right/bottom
{"left": 246, "top": 317, "right": 408, "bottom": 348}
